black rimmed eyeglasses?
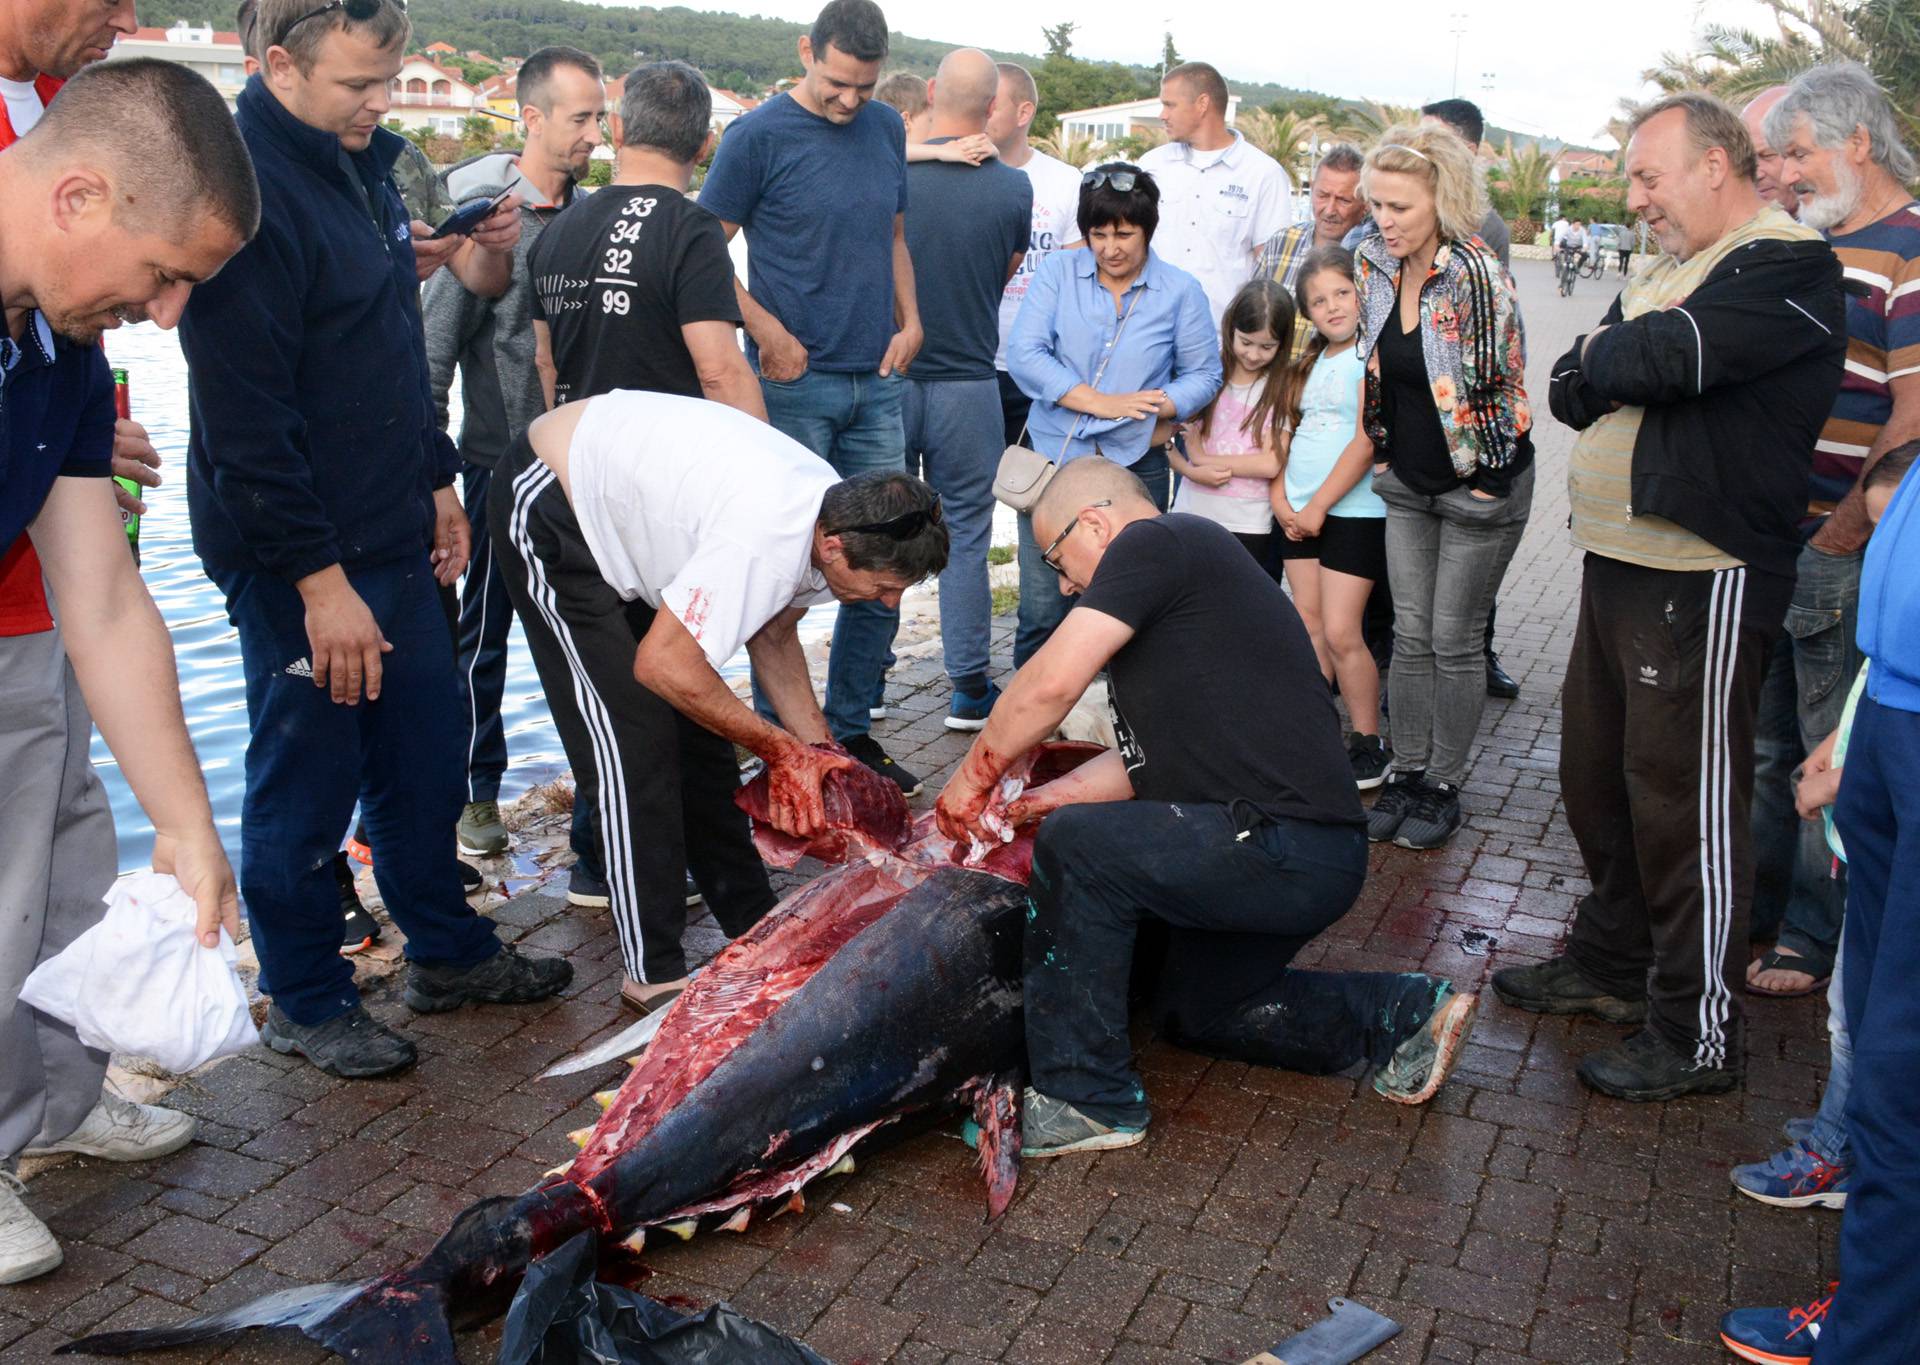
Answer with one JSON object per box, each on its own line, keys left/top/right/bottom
{"left": 278, "top": 0, "right": 403, "bottom": 44}
{"left": 829, "top": 494, "right": 944, "bottom": 541}
{"left": 1041, "top": 500, "right": 1111, "bottom": 572}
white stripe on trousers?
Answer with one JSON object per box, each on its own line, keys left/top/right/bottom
{"left": 462, "top": 528, "right": 495, "bottom": 804}
{"left": 507, "top": 460, "right": 650, "bottom": 983}
{"left": 1694, "top": 566, "right": 1745, "bottom": 1069}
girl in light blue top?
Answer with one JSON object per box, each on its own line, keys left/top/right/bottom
{"left": 1272, "top": 246, "right": 1388, "bottom": 789}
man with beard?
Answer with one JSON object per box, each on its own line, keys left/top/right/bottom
{"left": 0, "top": 59, "right": 254, "bottom": 1285}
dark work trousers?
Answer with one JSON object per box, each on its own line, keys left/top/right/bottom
{"left": 453, "top": 461, "right": 514, "bottom": 805}
{"left": 489, "top": 444, "right": 775, "bottom": 985}
{"left": 1561, "top": 555, "right": 1776, "bottom": 1070}
{"left": 1024, "top": 800, "right": 1448, "bottom": 1128}
{"left": 997, "top": 368, "right": 1031, "bottom": 450}
{"left": 215, "top": 558, "right": 501, "bottom": 1027}
{"left": 1817, "top": 694, "right": 1920, "bottom": 1362}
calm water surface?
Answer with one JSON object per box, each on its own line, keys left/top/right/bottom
{"left": 94, "top": 323, "right": 840, "bottom": 871}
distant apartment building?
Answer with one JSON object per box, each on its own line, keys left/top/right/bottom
{"left": 1057, "top": 94, "right": 1242, "bottom": 145}
{"left": 106, "top": 23, "right": 247, "bottom": 104}
{"left": 387, "top": 57, "right": 483, "bottom": 135}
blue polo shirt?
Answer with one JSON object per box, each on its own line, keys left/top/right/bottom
{"left": 0, "top": 310, "right": 114, "bottom": 552}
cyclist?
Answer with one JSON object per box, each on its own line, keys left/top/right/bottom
{"left": 1557, "top": 220, "right": 1588, "bottom": 295}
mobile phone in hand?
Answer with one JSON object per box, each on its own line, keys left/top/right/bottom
{"left": 430, "top": 187, "right": 513, "bottom": 239}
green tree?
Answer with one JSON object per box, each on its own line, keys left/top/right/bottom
{"left": 1043, "top": 22, "right": 1076, "bottom": 58}
{"left": 1159, "top": 32, "right": 1180, "bottom": 75}
{"left": 1031, "top": 53, "right": 1153, "bottom": 138}
{"left": 1495, "top": 136, "right": 1556, "bottom": 221}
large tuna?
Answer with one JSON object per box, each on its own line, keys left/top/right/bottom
{"left": 62, "top": 742, "right": 1104, "bottom": 1362}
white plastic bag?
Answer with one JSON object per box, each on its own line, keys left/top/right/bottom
{"left": 19, "top": 870, "right": 258, "bottom": 1073}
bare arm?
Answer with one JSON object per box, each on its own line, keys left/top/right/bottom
{"left": 742, "top": 606, "right": 832, "bottom": 743}
{"left": 878, "top": 214, "right": 923, "bottom": 377}
{"left": 31, "top": 477, "right": 239, "bottom": 945}
{"left": 720, "top": 219, "right": 808, "bottom": 382}
{"left": 533, "top": 319, "right": 557, "bottom": 410}
{"left": 682, "top": 319, "right": 769, "bottom": 422}
{"left": 1295, "top": 373, "right": 1376, "bottom": 534}
{"left": 1006, "top": 747, "right": 1134, "bottom": 825}
{"left": 1813, "top": 372, "right": 1920, "bottom": 554}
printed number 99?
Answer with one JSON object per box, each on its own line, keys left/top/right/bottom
{"left": 602, "top": 290, "right": 630, "bottom": 316}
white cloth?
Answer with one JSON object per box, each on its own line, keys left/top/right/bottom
{"left": 1138, "top": 132, "right": 1293, "bottom": 324}
{"left": 0, "top": 78, "right": 44, "bottom": 138}
{"left": 564, "top": 390, "right": 837, "bottom": 669}
{"left": 1550, "top": 218, "right": 1570, "bottom": 247}
{"left": 995, "top": 149, "right": 1085, "bottom": 372}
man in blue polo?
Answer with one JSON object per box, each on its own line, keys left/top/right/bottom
{"left": 700, "top": 0, "right": 927, "bottom": 797}
{"left": 179, "top": 0, "right": 571, "bottom": 1082}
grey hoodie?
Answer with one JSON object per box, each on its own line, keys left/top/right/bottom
{"left": 422, "top": 151, "right": 576, "bottom": 469}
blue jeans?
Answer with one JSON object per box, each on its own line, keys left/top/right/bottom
{"left": 215, "top": 558, "right": 501, "bottom": 1026}
{"left": 756, "top": 368, "right": 906, "bottom": 741}
{"left": 1014, "top": 447, "right": 1170, "bottom": 667}
{"left": 1373, "top": 463, "right": 1533, "bottom": 786}
{"left": 1750, "top": 542, "right": 1861, "bottom": 960}
{"left": 902, "top": 376, "right": 1001, "bottom": 694}
{"left": 1817, "top": 694, "right": 1920, "bottom": 1362}
{"left": 1025, "top": 800, "right": 1443, "bottom": 1128}
{"left": 1809, "top": 929, "right": 1853, "bottom": 1163}
{"left": 453, "top": 462, "right": 514, "bottom": 804}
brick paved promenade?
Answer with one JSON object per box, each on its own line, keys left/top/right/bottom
{"left": 0, "top": 259, "right": 1838, "bottom": 1362}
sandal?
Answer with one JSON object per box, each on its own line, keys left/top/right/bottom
{"left": 619, "top": 978, "right": 687, "bottom": 1016}
{"left": 1745, "top": 946, "right": 1833, "bottom": 998}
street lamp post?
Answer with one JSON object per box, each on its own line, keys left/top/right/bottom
{"left": 1449, "top": 12, "right": 1468, "bottom": 96}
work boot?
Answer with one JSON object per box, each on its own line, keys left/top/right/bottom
{"left": 457, "top": 800, "right": 509, "bottom": 857}
{"left": 23, "top": 1091, "right": 195, "bottom": 1162}
{"left": 0, "top": 1171, "right": 61, "bottom": 1285}
{"left": 1577, "top": 1028, "right": 1740, "bottom": 1102}
{"left": 261, "top": 1003, "right": 417, "bottom": 1079}
{"left": 1485, "top": 651, "right": 1520, "bottom": 699}
{"left": 1491, "top": 954, "right": 1648, "bottom": 1023}
{"left": 1019, "top": 1088, "right": 1145, "bottom": 1158}
{"left": 1374, "top": 987, "right": 1479, "bottom": 1105}
{"left": 405, "top": 944, "right": 572, "bottom": 1014}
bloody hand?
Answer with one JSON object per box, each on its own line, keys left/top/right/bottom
{"left": 764, "top": 740, "right": 853, "bottom": 838}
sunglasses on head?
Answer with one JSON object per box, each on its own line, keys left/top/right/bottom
{"left": 830, "top": 494, "right": 944, "bottom": 541}
{"left": 279, "top": 0, "right": 403, "bottom": 44}
{"left": 1082, "top": 170, "right": 1139, "bottom": 193}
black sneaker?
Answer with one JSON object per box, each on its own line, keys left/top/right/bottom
{"left": 1490, "top": 954, "right": 1648, "bottom": 1023}
{"left": 335, "top": 852, "right": 381, "bottom": 956}
{"left": 1577, "top": 1028, "right": 1740, "bottom": 1102}
{"left": 841, "top": 732, "right": 924, "bottom": 798}
{"left": 567, "top": 863, "right": 610, "bottom": 908}
{"left": 1485, "top": 652, "right": 1520, "bottom": 699}
{"left": 1348, "top": 733, "right": 1390, "bottom": 791}
{"left": 261, "top": 1004, "right": 416, "bottom": 1079}
{"left": 1394, "top": 779, "right": 1463, "bottom": 850}
{"left": 1366, "top": 770, "right": 1427, "bottom": 843}
{"left": 457, "top": 860, "right": 483, "bottom": 895}
{"left": 404, "top": 945, "right": 573, "bottom": 1014}
{"left": 684, "top": 874, "right": 704, "bottom": 907}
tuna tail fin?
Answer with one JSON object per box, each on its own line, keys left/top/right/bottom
{"left": 58, "top": 1274, "right": 455, "bottom": 1362}
{"left": 970, "top": 1072, "right": 1024, "bottom": 1220}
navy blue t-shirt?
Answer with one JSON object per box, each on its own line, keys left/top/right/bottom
{"left": 904, "top": 144, "right": 1032, "bottom": 381}
{"left": 699, "top": 93, "right": 906, "bottom": 373}
{"left": 0, "top": 312, "right": 114, "bottom": 553}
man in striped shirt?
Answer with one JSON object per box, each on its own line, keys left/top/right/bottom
{"left": 1255, "top": 143, "right": 1365, "bottom": 359}
{"left": 1746, "top": 65, "right": 1920, "bottom": 1001}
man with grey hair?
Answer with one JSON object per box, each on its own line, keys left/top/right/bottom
{"left": 425, "top": 45, "right": 604, "bottom": 864}
{"left": 1741, "top": 63, "right": 1920, "bottom": 1004}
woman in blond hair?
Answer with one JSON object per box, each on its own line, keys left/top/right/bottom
{"left": 1353, "top": 124, "right": 1533, "bottom": 851}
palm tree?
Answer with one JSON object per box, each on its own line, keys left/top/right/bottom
{"left": 1330, "top": 99, "right": 1422, "bottom": 144}
{"left": 1032, "top": 129, "right": 1101, "bottom": 169}
{"left": 1498, "top": 136, "right": 1556, "bottom": 222}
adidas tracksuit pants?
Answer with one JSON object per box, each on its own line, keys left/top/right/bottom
{"left": 1559, "top": 554, "right": 1780, "bottom": 1070}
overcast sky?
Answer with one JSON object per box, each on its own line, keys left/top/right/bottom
{"left": 661, "top": 0, "right": 1780, "bottom": 146}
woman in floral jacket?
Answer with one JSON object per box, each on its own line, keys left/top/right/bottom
{"left": 1352, "top": 124, "right": 1534, "bottom": 851}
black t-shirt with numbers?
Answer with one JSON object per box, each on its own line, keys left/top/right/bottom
{"left": 1074, "top": 514, "right": 1364, "bottom": 828}
{"left": 528, "top": 184, "right": 742, "bottom": 405}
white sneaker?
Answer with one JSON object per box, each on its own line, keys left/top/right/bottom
{"left": 0, "top": 1170, "right": 62, "bottom": 1285}
{"left": 22, "top": 1091, "right": 196, "bottom": 1163}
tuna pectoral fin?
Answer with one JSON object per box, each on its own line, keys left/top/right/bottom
{"left": 970, "top": 1073, "right": 1024, "bottom": 1220}
{"left": 59, "top": 1277, "right": 455, "bottom": 1362}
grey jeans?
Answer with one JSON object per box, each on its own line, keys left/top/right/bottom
{"left": 0, "top": 628, "right": 115, "bottom": 1168}
{"left": 1373, "top": 463, "right": 1533, "bottom": 786}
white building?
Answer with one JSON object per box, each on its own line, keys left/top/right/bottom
{"left": 1056, "top": 94, "right": 1243, "bottom": 145}
{"left": 106, "top": 23, "right": 247, "bottom": 104}
{"left": 386, "top": 57, "right": 481, "bottom": 135}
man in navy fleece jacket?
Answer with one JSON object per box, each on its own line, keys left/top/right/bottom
{"left": 180, "top": 0, "right": 570, "bottom": 1081}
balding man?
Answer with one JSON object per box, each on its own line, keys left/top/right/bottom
{"left": 0, "top": 59, "right": 254, "bottom": 1285}
{"left": 1742, "top": 86, "right": 1799, "bottom": 216}
{"left": 1137, "top": 61, "right": 1291, "bottom": 323}
{"left": 935, "top": 458, "right": 1478, "bottom": 1156}
{"left": 899, "top": 48, "right": 1030, "bottom": 730}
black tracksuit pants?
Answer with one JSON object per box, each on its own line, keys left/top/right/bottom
{"left": 1561, "top": 554, "right": 1779, "bottom": 1069}
{"left": 488, "top": 436, "right": 775, "bottom": 985}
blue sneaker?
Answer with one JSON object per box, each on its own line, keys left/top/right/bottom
{"left": 945, "top": 681, "right": 1002, "bottom": 732}
{"left": 1730, "top": 1140, "right": 1849, "bottom": 1209}
{"left": 1719, "top": 1284, "right": 1835, "bottom": 1364}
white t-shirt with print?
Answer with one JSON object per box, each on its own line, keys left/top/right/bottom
{"left": 565, "top": 391, "right": 837, "bottom": 670}
{"left": 996, "top": 149, "right": 1085, "bottom": 372}
{"left": 1138, "top": 132, "right": 1293, "bottom": 325}
{"left": 0, "top": 77, "right": 46, "bottom": 137}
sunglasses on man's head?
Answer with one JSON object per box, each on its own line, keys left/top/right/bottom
{"left": 1082, "top": 170, "right": 1139, "bottom": 193}
{"left": 278, "top": 0, "right": 403, "bottom": 44}
{"left": 830, "top": 494, "right": 943, "bottom": 541}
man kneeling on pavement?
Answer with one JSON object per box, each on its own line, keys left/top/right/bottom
{"left": 936, "top": 457, "right": 1476, "bottom": 1156}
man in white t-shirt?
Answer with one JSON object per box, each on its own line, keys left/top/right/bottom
{"left": 987, "top": 60, "right": 1084, "bottom": 447}
{"left": 1550, "top": 214, "right": 1570, "bottom": 248}
{"left": 1137, "top": 61, "right": 1292, "bottom": 324}
{"left": 488, "top": 391, "right": 949, "bottom": 1015}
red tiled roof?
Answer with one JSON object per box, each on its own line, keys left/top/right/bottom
{"left": 127, "top": 26, "right": 242, "bottom": 43}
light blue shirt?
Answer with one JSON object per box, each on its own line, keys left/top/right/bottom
{"left": 1282, "top": 346, "right": 1384, "bottom": 518}
{"left": 1007, "top": 247, "right": 1222, "bottom": 467}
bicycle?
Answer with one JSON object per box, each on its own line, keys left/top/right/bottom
{"left": 1579, "top": 248, "right": 1609, "bottom": 280}
{"left": 1556, "top": 246, "right": 1583, "bottom": 296}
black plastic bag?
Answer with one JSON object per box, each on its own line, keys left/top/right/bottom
{"left": 498, "top": 1232, "right": 830, "bottom": 1365}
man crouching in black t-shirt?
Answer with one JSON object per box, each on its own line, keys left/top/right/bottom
{"left": 936, "top": 457, "right": 1479, "bottom": 1156}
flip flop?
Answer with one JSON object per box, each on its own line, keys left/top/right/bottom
{"left": 1745, "top": 947, "right": 1832, "bottom": 998}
